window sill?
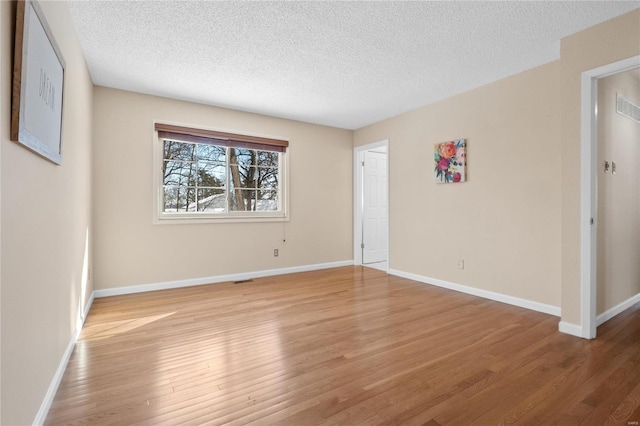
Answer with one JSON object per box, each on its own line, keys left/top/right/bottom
{"left": 153, "top": 213, "right": 289, "bottom": 225}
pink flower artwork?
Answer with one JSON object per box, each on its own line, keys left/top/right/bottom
{"left": 434, "top": 139, "right": 466, "bottom": 184}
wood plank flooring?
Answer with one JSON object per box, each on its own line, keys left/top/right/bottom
{"left": 46, "top": 266, "right": 640, "bottom": 425}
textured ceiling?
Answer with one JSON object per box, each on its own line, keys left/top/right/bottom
{"left": 68, "top": 1, "right": 640, "bottom": 130}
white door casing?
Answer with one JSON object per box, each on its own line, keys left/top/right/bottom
{"left": 353, "top": 140, "right": 389, "bottom": 269}
{"left": 576, "top": 55, "right": 640, "bottom": 339}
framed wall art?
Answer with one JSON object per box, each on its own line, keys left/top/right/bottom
{"left": 11, "top": 0, "right": 65, "bottom": 165}
{"left": 434, "top": 139, "right": 466, "bottom": 184}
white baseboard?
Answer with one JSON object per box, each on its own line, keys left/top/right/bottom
{"left": 32, "top": 339, "right": 76, "bottom": 425}
{"left": 388, "top": 268, "right": 561, "bottom": 317}
{"left": 556, "top": 293, "right": 640, "bottom": 339}
{"left": 83, "top": 291, "right": 95, "bottom": 322}
{"left": 94, "top": 260, "right": 354, "bottom": 298}
{"left": 558, "top": 321, "right": 586, "bottom": 338}
{"left": 597, "top": 292, "right": 640, "bottom": 326}
{"left": 33, "top": 292, "right": 96, "bottom": 425}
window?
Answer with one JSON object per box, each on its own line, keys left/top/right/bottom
{"left": 154, "top": 123, "right": 288, "bottom": 222}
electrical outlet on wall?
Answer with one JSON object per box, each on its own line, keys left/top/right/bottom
{"left": 274, "top": 249, "right": 279, "bottom": 257}
{"left": 458, "top": 260, "right": 464, "bottom": 270}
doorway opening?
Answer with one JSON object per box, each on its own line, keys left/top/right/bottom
{"left": 354, "top": 140, "right": 389, "bottom": 272}
{"left": 580, "top": 55, "right": 640, "bottom": 339}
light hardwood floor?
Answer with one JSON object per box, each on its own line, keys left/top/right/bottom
{"left": 46, "top": 266, "right": 640, "bottom": 425}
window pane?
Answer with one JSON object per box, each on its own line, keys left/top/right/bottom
{"left": 257, "top": 151, "right": 279, "bottom": 167}
{"left": 163, "top": 186, "right": 180, "bottom": 212}
{"left": 226, "top": 189, "right": 279, "bottom": 211}
{"left": 230, "top": 148, "right": 254, "bottom": 166}
{"left": 197, "top": 163, "right": 226, "bottom": 187}
{"left": 241, "top": 165, "right": 256, "bottom": 188}
{"left": 256, "top": 167, "right": 278, "bottom": 190}
{"left": 256, "top": 190, "right": 278, "bottom": 211}
{"left": 230, "top": 166, "right": 259, "bottom": 189}
{"left": 197, "top": 188, "right": 226, "bottom": 212}
{"left": 228, "top": 189, "right": 256, "bottom": 211}
{"left": 197, "top": 144, "right": 226, "bottom": 162}
{"left": 164, "top": 160, "right": 197, "bottom": 186}
{"left": 163, "top": 186, "right": 196, "bottom": 212}
{"left": 230, "top": 166, "right": 257, "bottom": 189}
{"left": 163, "top": 140, "right": 196, "bottom": 161}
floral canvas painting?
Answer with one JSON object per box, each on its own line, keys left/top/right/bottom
{"left": 434, "top": 139, "right": 466, "bottom": 184}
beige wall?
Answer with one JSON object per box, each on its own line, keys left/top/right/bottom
{"left": 1, "top": 1, "right": 93, "bottom": 424}
{"left": 354, "top": 62, "right": 562, "bottom": 308}
{"left": 92, "top": 87, "right": 353, "bottom": 290}
{"left": 596, "top": 69, "right": 640, "bottom": 315}
{"left": 0, "top": 2, "right": 6, "bottom": 421}
{"left": 560, "top": 9, "right": 640, "bottom": 326}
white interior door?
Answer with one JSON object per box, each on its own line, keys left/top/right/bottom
{"left": 363, "top": 150, "right": 388, "bottom": 264}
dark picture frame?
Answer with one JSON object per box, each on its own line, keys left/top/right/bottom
{"left": 11, "top": 0, "right": 65, "bottom": 165}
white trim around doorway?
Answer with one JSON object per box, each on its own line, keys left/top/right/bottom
{"left": 578, "top": 55, "right": 640, "bottom": 339}
{"left": 353, "top": 140, "right": 390, "bottom": 271}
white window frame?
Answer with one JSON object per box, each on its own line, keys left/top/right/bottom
{"left": 152, "top": 122, "right": 290, "bottom": 224}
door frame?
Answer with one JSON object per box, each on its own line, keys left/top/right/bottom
{"left": 354, "top": 140, "right": 389, "bottom": 270}
{"left": 579, "top": 55, "right": 640, "bottom": 339}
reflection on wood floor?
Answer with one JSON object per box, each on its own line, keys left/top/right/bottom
{"left": 46, "top": 266, "right": 640, "bottom": 425}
